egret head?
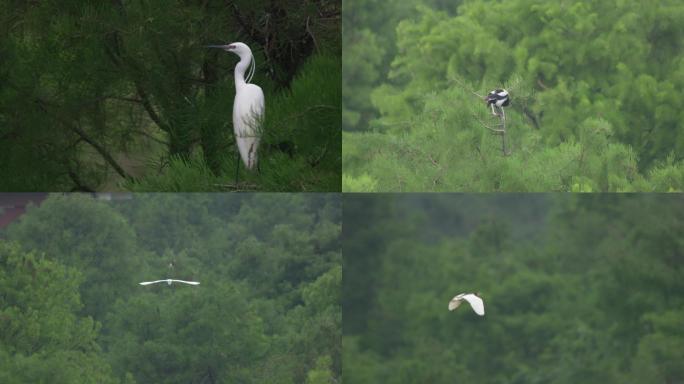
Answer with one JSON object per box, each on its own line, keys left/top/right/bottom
{"left": 206, "top": 42, "right": 256, "bottom": 83}
{"left": 227, "top": 42, "right": 251, "bottom": 55}
{"left": 207, "top": 42, "right": 251, "bottom": 57}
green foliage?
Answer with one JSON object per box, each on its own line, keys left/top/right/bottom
{"left": 0, "top": 241, "right": 119, "bottom": 383}
{"left": 0, "top": 1, "right": 340, "bottom": 191}
{"left": 1, "top": 193, "right": 341, "bottom": 383}
{"left": 7, "top": 195, "right": 141, "bottom": 320}
{"left": 260, "top": 54, "right": 342, "bottom": 192}
{"left": 343, "top": 0, "right": 684, "bottom": 191}
{"left": 342, "top": 0, "right": 463, "bottom": 132}
{"left": 343, "top": 194, "right": 684, "bottom": 383}
{"left": 105, "top": 282, "right": 267, "bottom": 383}
{"left": 305, "top": 356, "right": 335, "bottom": 384}
{"left": 122, "top": 153, "right": 229, "bottom": 192}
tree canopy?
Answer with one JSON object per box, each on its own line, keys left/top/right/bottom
{"left": 0, "top": 193, "right": 341, "bottom": 383}
{"left": 343, "top": 0, "right": 684, "bottom": 191}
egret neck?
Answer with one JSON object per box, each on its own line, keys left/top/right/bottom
{"left": 234, "top": 53, "right": 252, "bottom": 88}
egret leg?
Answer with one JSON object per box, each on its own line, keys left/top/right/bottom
{"left": 490, "top": 104, "right": 497, "bottom": 116}
{"left": 235, "top": 150, "right": 240, "bottom": 185}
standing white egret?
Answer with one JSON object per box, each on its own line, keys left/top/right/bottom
{"left": 207, "top": 42, "right": 265, "bottom": 183}
{"left": 139, "top": 279, "right": 200, "bottom": 286}
{"left": 448, "top": 292, "right": 485, "bottom": 316}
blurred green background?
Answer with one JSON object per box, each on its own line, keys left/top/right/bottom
{"left": 0, "top": 193, "right": 341, "bottom": 383}
{"left": 343, "top": 193, "right": 684, "bottom": 383}
{"left": 343, "top": 0, "right": 684, "bottom": 191}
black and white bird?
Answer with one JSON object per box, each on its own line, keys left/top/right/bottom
{"left": 448, "top": 292, "right": 485, "bottom": 316}
{"left": 485, "top": 89, "right": 510, "bottom": 117}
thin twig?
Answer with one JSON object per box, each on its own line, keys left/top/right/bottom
{"left": 133, "top": 130, "right": 169, "bottom": 145}
{"left": 451, "top": 76, "right": 485, "bottom": 99}
{"left": 305, "top": 16, "right": 319, "bottom": 52}
{"left": 213, "top": 182, "right": 259, "bottom": 192}
{"left": 428, "top": 154, "right": 440, "bottom": 168}
{"left": 34, "top": 99, "right": 133, "bottom": 180}
{"left": 309, "top": 141, "right": 329, "bottom": 167}
{"left": 471, "top": 112, "right": 504, "bottom": 132}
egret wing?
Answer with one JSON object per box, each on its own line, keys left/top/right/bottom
{"left": 448, "top": 293, "right": 466, "bottom": 311}
{"left": 139, "top": 280, "right": 166, "bottom": 286}
{"left": 171, "top": 279, "right": 200, "bottom": 285}
{"left": 233, "top": 84, "right": 264, "bottom": 170}
{"left": 462, "top": 294, "right": 485, "bottom": 316}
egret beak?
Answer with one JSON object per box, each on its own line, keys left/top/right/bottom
{"left": 206, "top": 45, "right": 229, "bottom": 49}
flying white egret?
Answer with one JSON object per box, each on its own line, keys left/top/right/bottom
{"left": 448, "top": 293, "right": 485, "bottom": 316}
{"left": 207, "top": 42, "right": 265, "bottom": 183}
{"left": 485, "top": 89, "right": 510, "bottom": 118}
{"left": 139, "top": 279, "right": 200, "bottom": 286}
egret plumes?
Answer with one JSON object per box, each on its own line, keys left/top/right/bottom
{"left": 485, "top": 89, "right": 510, "bottom": 117}
{"left": 448, "top": 292, "right": 485, "bottom": 316}
{"left": 207, "top": 42, "right": 265, "bottom": 181}
{"left": 139, "top": 279, "right": 200, "bottom": 286}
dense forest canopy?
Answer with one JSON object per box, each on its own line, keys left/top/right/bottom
{"left": 1, "top": 1, "right": 341, "bottom": 192}
{"left": 0, "top": 193, "right": 341, "bottom": 383}
{"left": 343, "top": 194, "right": 684, "bottom": 383}
{"left": 343, "top": 0, "right": 684, "bottom": 191}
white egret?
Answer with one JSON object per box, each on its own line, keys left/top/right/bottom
{"left": 448, "top": 292, "right": 485, "bottom": 316}
{"left": 139, "top": 279, "right": 200, "bottom": 286}
{"left": 485, "top": 89, "right": 510, "bottom": 118}
{"left": 207, "top": 42, "right": 265, "bottom": 183}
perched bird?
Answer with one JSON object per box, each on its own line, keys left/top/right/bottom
{"left": 448, "top": 292, "right": 485, "bottom": 316}
{"left": 139, "top": 279, "right": 200, "bottom": 286}
{"left": 485, "top": 89, "right": 510, "bottom": 117}
{"left": 207, "top": 42, "right": 265, "bottom": 182}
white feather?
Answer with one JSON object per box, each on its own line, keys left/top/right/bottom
{"left": 233, "top": 83, "right": 264, "bottom": 170}
{"left": 229, "top": 42, "right": 264, "bottom": 171}
{"left": 448, "top": 293, "right": 485, "bottom": 316}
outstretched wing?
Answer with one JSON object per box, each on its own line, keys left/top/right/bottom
{"left": 448, "top": 293, "right": 466, "bottom": 311}
{"left": 462, "top": 294, "right": 485, "bottom": 316}
{"left": 139, "top": 280, "right": 166, "bottom": 286}
{"left": 171, "top": 279, "right": 200, "bottom": 285}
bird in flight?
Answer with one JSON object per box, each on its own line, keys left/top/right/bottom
{"left": 448, "top": 292, "right": 485, "bottom": 316}
{"left": 139, "top": 279, "right": 200, "bottom": 286}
